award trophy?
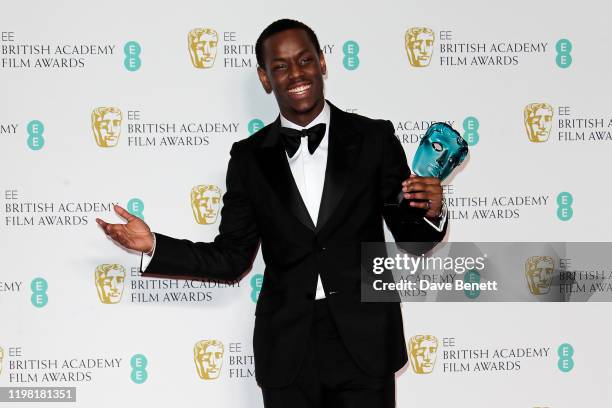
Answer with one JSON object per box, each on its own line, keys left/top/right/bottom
{"left": 412, "top": 122, "right": 468, "bottom": 180}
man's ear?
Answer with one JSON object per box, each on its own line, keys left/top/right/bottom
{"left": 257, "top": 66, "right": 272, "bottom": 94}
{"left": 318, "top": 51, "right": 327, "bottom": 76}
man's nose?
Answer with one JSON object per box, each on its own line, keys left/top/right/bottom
{"left": 288, "top": 62, "right": 304, "bottom": 80}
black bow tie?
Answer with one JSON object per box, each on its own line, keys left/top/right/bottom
{"left": 279, "top": 123, "right": 326, "bottom": 158}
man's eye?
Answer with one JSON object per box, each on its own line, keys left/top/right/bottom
{"left": 300, "top": 57, "right": 312, "bottom": 65}
{"left": 273, "top": 64, "right": 287, "bottom": 71}
{"left": 432, "top": 142, "right": 443, "bottom": 152}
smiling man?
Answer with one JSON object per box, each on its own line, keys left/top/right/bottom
{"left": 97, "top": 19, "right": 447, "bottom": 407}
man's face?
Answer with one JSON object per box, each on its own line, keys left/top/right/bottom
{"left": 526, "top": 257, "right": 554, "bottom": 295}
{"left": 413, "top": 124, "right": 467, "bottom": 180}
{"left": 195, "top": 344, "right": 223, "bottom": 379}
{"left": 189, "top": 29, "right": 218, "bottom": 68}
{"left": 407, "top": 32, "right": 434, "bottom": 67}
{"left": 526, "top": 107, "right": 553, "bottom": 142}
{"left": 96, "top": 266, "right": 126, "bottom": 304}
{"left": 257, "top": 28, "right": 326, "bottom": 126}
{"left": 191, "top": 186, "right": 221, "bottom": 225}
{"left": 411, "top": 339, "right": 438, "bottom": 373}
{"left": 93, "top": 111, "right": 122, "bottom": 147}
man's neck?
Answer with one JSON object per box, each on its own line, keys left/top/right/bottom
{"left": 279, "top": 99, "right": 326, "bottom": 127}
{"left": 280, "top": 101, "right": 329, "bottom": 129}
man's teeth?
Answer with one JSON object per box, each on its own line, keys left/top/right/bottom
{"left": 288, "top": 85, "right": 311, "bottom": 94}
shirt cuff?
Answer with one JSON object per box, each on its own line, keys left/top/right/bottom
{"left": 423, "top": 202, "right": 447, "bottom": 232}
{"left": 140, "top": 233, "right": 156, "bottom": 272}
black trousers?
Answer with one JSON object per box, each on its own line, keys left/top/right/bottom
{"left": 261, "top": 299, "right": 395, "bottom": 408}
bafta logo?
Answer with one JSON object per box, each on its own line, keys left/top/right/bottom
{"left": 0, "top": 346, "right": 3, "bottom": 376}
{"left": 92, "top": 107, "right": 122, "bottom": 147}
{"left": 405, "top": 27, "right": 435, "bottom": 67}
{"left": 525, "top": 256, "right": 554, "bottom": 295}
{"left": 188, "top": 28, "right": 219, "bottom": 68}
{"left": 524, "top": 103, "right": 553, "bottom": 142}
{"left": 191, "top": 185, "right": 222, "bottom": 225}
{"left": 194, "top": 340, "right": 224, "bottom": 380}
{"left": 409, "top": 335, "right": 438, "bottom": 374}
{"left": 95, "top": 264, "right": 126, "bottom": 304}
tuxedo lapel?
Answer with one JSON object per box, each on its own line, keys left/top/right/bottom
{"left": 316, "top": 103, "right": 362, "bottom": 231}
{"left": 255, "top": 118, "right": 316, "bottom": 231}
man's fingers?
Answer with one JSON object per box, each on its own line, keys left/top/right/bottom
{"left": 403, "top": 192, "right": 438, "bottom": 201}
{"left": 408, "top": 200, "right": 441, "bottom": 216}
{"left": 114, "top": 205, "right": 136, "bottom": 222}
{"left": 96, "top": 218, "right": 109, "bottom": 228}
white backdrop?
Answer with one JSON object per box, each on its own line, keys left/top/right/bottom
{"left": 1, "top": 0, "right": 611, "bottom": 406}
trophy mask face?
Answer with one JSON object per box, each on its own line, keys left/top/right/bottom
{"left": 189, "top": 29, "right": 218, "bottom": 68}
{"left": 413, "top": 123, "right": 468, "bottom": 180}
{"left": 409, "top": 335, "right": 438, "bottom": 374}
{"left": 406, "top": 28, "right": 434, "bottom": 67}
{"left": 194, "top": 341, "right": 224, "bottom": 379}
{"left": 525, "top": 256, "right": 554, "bottom": 295}
{"left": 95, "top": 264, "right": 126, "bottom": 304}
{"left": 191, "top": 185, "right": 221, "bottom": 224}
{"left": 525, "top": 104, "right": 553, "bottom": 142}
{"left": 92, "top": 108, "right": 122, "bottom": 147}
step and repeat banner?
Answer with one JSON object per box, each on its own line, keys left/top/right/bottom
{"left": 1, "top": 0, "right": 611, "bottom": 407}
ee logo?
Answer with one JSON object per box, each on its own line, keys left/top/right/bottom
{"left": 248, "top": 119, "right": 264, "bottom": 136}
{"left": 27, "top": 120, "right": 45, "bottom": 151}
{"left": 127, "top": 198, "right": 145, "bottom": 220}
{"left": 556, "top": 192, "right": 573, "bottom": 221}
{"left": 462, "top": 116, "right": 480, "bottom": 146}
{"left": 342, "top": 41, "right": 359, "bottom": 70}
{"left": 555, "top": 39, "right": 572, "bottom": 69}
{"left": 463, "top": 270, "right": 481, "bottom": 299}
{"left": 250, "top": 274, "right": 263, "bottom": 303}
{"left": 124, "top": 41, "right": 142, "bottom": 72}
{"left": 31, "top": 277, "right": 48, "bottom": 308}
{"left": 557, "top": 343, "right": 574, "bottom": 372}
{"left": 130, "top": 354, "right": 148, "bottom": 384}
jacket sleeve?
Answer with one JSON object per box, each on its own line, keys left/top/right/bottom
{"left": 380, "top": 120, "right": 448, "bottom": 244}
{"left": 142, "top": 142, "right": 260, "bottom": 281}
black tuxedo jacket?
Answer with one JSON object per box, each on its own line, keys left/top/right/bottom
{"left": 144, "top": 102, "right": 447, "bottom": 387}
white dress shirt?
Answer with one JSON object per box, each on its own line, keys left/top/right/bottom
{"left": 280, "top": 102, "right": 331, "bottom": 299}
{"left": 143, "top": 102, "right": 447, "bottom": 300}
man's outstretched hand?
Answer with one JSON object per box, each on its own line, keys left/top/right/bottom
{"left": 401, "top": 174, "right": 443, "bottom": 219}
{"left": 96, "top": 205, "right": 154, "bottom": 254}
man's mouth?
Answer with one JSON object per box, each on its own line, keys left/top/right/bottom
{"left": 287, "top": 83, "right": 312, "bottom": 98}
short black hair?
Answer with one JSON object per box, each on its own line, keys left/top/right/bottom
{"left": 255, "top": 19, "right": 321, "bottom": 68}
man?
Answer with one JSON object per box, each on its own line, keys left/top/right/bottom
{"left": 97, "top": 19, "right": 447, "bottom": 407}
